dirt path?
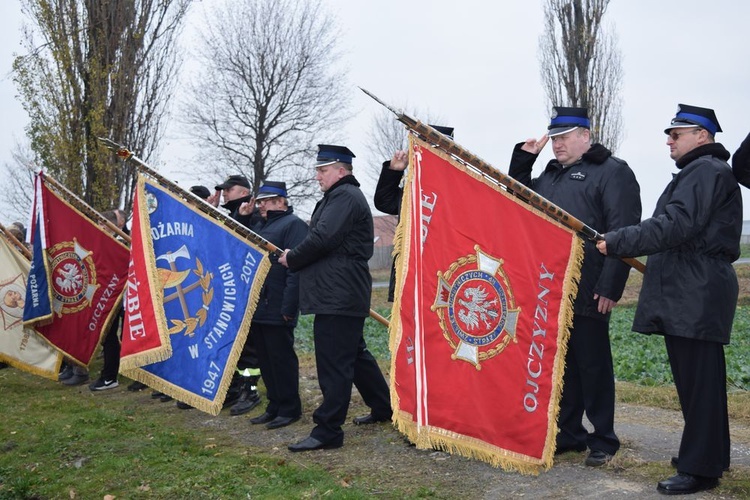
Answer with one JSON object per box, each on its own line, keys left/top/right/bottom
{"left": 164, "top": 375, "right": 750, "bottom": 499}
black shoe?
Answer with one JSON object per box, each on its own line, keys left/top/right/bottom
{"left": 89, "top": 378, "right": 119, "bottom": 391}
{"left": 159, "top": 394, "right": 173, "bottom": 402}
{"left": 250, "top": 412, "right": 276, "bottom": 425}
{"left": 151, "top": 391, "right": 164, "bottom": 399}
{"left": 585, "top": 449, "right": 613, "bottom": 467}
{"left": 266, "top": 415, "right": 300, "bottom": 430}
{"left": 176, "top": 401, "right": 193, "bottom": 410}
{"left": 222, "top": 373, "right": 248, "bottom": 408}
{"left": 657, "top": 472, "right": 718, "bottom": 495}
{"left": 554, "top": 444, "right": 587, "bottom": 455}
{"left": 0, "top": 362, "right": 8, "bottom": 369}
{"left": 128, "top": 381, "right": 148, "bottom": 392}
{"left": 288, "top": 436, "right": 343, "bottom": 452}
{"left": 58, "top": 365, "right": 74, "bottom": 381}
{"left": 352, "top": 413, "right": 391, "bottom": 425}
{"left": 62, "top": 372, "right": 89, "bottom": 386}
{"left": 230, "top": 391, "right": 261, "bottom": 416}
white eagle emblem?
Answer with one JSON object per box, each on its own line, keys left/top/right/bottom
{"left": 433, "top": 247, "right": 520, "bottom": 369}
{"left": 457, "top": 286, "right": 499, "bottom": 330}
{"left": 55, "top": 262, "right": 83, "bottom": 293}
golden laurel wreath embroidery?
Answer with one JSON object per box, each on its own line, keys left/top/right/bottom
{"left": 167, "top": 257, "right": 213, "bottom": 337}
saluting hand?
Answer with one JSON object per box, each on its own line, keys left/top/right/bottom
{"left": 520, "top": 135, "right": 550, "bottom": 155}
{"left": 390, "top": 150, "right": 408, "bottom": 171}
{"left": 238, "top": 198, "right": 255, "bottom": 216}
{"left": 207, "top": 190, "right": 221, "bottom": 207}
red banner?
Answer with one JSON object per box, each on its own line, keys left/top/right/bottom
{"left": 390, "top": 136, "right": 583, "bottom": 474}
{"left": 25, "top": 174, "right": 130, "bottom": 366}
{"left": 119, "top": 182, "right": 168, "bottom": 367}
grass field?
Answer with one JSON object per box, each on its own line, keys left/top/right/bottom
{"left": 1, "top": 264, "right": 749, "bottom": 498}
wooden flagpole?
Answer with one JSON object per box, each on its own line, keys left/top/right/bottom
{"left": 98, "top": 137, "right": 391, "bottom": 327}
{"left": 0, "top": 222, "right": 32, "bottom": 260}
{"left": 43, "top": 174, "right": 131, "bottom": 243}
{"left": 360, "top": 87, "right": 645, "bottom": 274}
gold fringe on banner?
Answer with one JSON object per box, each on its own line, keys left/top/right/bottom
{"left": 389, "top": 134, "right": 584, "bottom": 475}
{"left": 121, "top": 174, "right": 270, "bottom": 415}
{"left": 21, "top": 174, "right": 128, "bottom": 366}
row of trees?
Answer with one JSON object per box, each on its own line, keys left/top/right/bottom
{"left": 4, "top": 0, "right": 622, "bottom": 217}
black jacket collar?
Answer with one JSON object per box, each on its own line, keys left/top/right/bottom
{"left": 325, "top": 174, "right": 360, "bottom": 196}
{"left": 675, "top": 143, "right": 730, "bottom": 169}
{"left": 222, "top": 194, "right": 253, "bottom": 214}
{"left": 546, "top": 143, "right": 612, "bottom": 172}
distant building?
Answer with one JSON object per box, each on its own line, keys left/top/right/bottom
{"left": 743, "top": 221, "right": 750, "bottom": 244}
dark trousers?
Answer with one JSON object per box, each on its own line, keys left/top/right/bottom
{"left": 101, "top": 309, "right": 123, "bottom": 381}
{"left": 665, "top": 335, "right": 729, "bottom": 478}
{"left": 310, "top": 314, "right": 391, "bottom": 443}
{"left": 237, "top": 326, "right": 259, "bottom": 371}
{"left": 253, "top": 323, "right": 301, "bottom": 418}
{"left": 557, "top": 314, "right": 620, "bottom": 455}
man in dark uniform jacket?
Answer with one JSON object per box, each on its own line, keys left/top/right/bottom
{"left": 241, "top": 181, "right": 308, "bottom": 430}
{"left": 509, "top": 107, "right": 641, "bottom": 467}
{"left": 598, "top": 104, "right": 740, "bottom": 495}
{"left": 280, "top": 144, "right": 392, "bottom": 452}
{"left": 374, "top": 125, "right": 454, "bottom": 302}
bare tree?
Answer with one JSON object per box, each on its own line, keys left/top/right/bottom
{"left": 538, "top": 0, "right": 623, "bottom": 152}
{"left": 0, "top": 142, "right": 37, "bottom": 223}
{"left": 183, "top": 0, "right": 349, "bottom": 203}
{"left": 12, "top": 0, "right": 191, "bottom": 213}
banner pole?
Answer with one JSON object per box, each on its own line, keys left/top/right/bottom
{"left": 43, "top": 174, "right": 130, "bottom": 243}
{"left": 98, "top": 137, "right": 391, "bottom": 327}
{"left": 360, "top": 88, "right": 645, "bottom": 275}
{"left": 0, "top": 223, "right": 32, "bottom": 260}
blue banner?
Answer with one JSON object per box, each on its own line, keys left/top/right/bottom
{"left": 23, "top": 190, "right": 53, "bottom": 325}
{"left": 124, "top": 176, "right": 270, "bottom": 415}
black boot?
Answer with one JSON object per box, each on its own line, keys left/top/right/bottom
{"left": 230, "top": 375, "right": 261, "bottom": 416}
{"left": 222, "top": 373, "right": 245, "bottom": 409}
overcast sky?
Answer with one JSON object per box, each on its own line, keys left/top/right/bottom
{"left": 2, "top": 0, "right": 749, "bottom": 222}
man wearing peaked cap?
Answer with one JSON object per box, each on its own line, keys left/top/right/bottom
{"left": 279, "top": 144, "right": 392, "bottom": 451}
{"left": 598, "top": 104, "right": 740, "bottom": 495}
{"left": 235, "top": 180, "right": 308, "bottom": 429}
{"left": 374, "top": 125, "right": 455, "bottom": 303}
{"left": 509, "top": 106, "right": 641, "bottom": 467}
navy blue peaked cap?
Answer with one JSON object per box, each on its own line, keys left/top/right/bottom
{"left": 548, "top": 107, "right": 590, "bottom": 137}
{"left": 664, "top": 104, "right": 722, "bottom": 136}
{"left": 316, "top": 144, "right": 355, "bottom": 167}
